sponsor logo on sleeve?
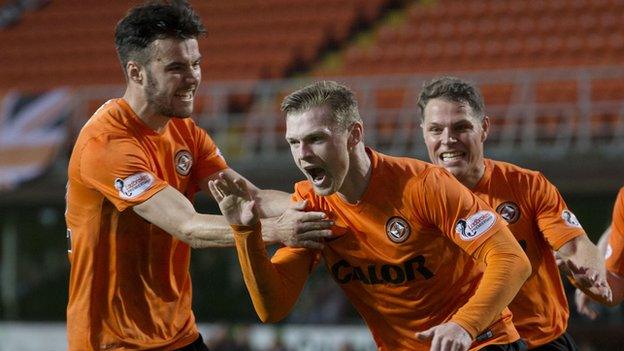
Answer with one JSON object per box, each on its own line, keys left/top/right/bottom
{"left": 174, "top": 150, "right": 193, "bottom": 176}
{"left": 561, "top": 209, "right": 582, "bottom": 228}
{"left": 114, "top": 172, "right": 154, "bottom": 199}
{"left": 606, "top": 244, "right": 613, "bottom": 259}
{"left": 456, "top": 211, "right": 497, "bottom": 241}
{"left": 496, "top": 201, "right": 520, "bottom": 224}
{"left": 386, "top": 216, "right": 411, "bottom": 243}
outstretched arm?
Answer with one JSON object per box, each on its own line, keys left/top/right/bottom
{"left": 209, "top": 173, "right": 318, "bottom": 322}
{"left": 133, "top": 185, "right": 235, "bottom": 248}
{"left": 133, "top": 183, "right": 332, "bottom": 249}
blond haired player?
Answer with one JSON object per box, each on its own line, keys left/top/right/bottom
{"left": 210, "top": 81, "right": 531, "bottom": 351}
{"left": 418, "top": 76, "right": 611, "bottom": 350}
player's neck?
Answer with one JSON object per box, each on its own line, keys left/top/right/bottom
{"left": 459, "top": 162, "right": 485, "bottom": 190}
{"left": 122, "top": 90, "right": 169, "bottom": 133}
{"left": 338, "top": 144, "right": 371, "bottom": 204}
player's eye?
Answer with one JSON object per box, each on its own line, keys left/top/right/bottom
{"left": 428, "top": 127, "right": 442, "bottom": 134}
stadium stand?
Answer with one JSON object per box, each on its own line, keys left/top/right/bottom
{"left": 0, "top": 0, "right": 389, "bottom": 92}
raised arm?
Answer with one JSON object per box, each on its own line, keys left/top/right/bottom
{"left": 209, "top": 173, "right": 319, "bottom": 322}
{"left": 199, "top": 168, "right": 333, "bottom": 249}
{"left": 199, "top": 168, "right": 291, "bottom": 217}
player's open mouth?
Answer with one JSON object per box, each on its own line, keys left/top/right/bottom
{"left": 305, "top": 166, "right": 327, "bottom": 185}
{"left": 440, "top": 151, "right": 465, "bottom": 162}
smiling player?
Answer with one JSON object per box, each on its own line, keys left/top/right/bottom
{"left": 418, "top": 76, "right": 611, "bottom": 350}
{"left": 64, "top": 2, "right": 332, "bottom": 350}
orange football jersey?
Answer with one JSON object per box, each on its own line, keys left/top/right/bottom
{"left": 607, "top": 187, "right": 624, "bottom": 276}
{"left": 279, "top": 149, "right": 519, "bottom": 350}
{"left": 65, "top": 99, "right": 227, "bottom": 350}
{"left": 471, "top": 159, "right": 585, "bottom": 348}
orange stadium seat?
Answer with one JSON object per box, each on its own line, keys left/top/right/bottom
{"left": 0, "top": 0, "right": 390, "bottom": 92}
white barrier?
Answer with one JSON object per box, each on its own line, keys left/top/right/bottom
{"left": 0, "top": 322, "right": 377, "bottom": 351}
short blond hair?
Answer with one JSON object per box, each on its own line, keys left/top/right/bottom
{"left": 281, "top": 81, "right": 362, "bottom": 130}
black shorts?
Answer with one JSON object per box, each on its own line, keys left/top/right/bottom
{"left": 481, "top": 339, "right": 528, "bottom": 351}
{"left": 175, "top": 334, "right": 210, "bottom": 351}
{"left": 530, "top": 332, "right": 578, "bottom": 351}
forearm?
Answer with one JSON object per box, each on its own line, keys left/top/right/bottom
{"left": 232, "top": 222, "right": 311, "bottom": 322}
{"left": 253, "top": 189, "right": 292, "bottom": 218}
{"left": 181, "top": 213, "right": 235, "bottom": 248}
{"left": 134, "top": 187, "right": 238, "bottom": 248}
{"left": 183, "top": 214, "right": 294, "bottom": 248}
{"left": 451, "top": 228, "right": 531, "bottom": 338}
{"left": 558, "top": 234, "right": 610, "bottom": 303}
{"left": 558, "top": 235, "right": 605, "bottom": 272}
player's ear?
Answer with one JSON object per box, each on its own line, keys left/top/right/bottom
{"left": 126, "top": 61, "right": 144, "bottom": 85}
{"left": 347, "top": 122, "right": 363, "bottom": 149}
{"left": 481, "top": 116, "right": 490, "bottom": 142}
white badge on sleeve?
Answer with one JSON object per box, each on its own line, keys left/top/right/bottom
{"left": 114, "top": 172, "right": 154, "bottom": 199}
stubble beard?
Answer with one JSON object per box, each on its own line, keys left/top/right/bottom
{"left": 145, "top": 72, "right": 192, "bottom": 119}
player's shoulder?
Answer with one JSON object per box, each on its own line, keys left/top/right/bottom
{"left": 77, "top": 99, "right": 128, "bottom": 140}
{"left": 373, "top": 150, "right": 436, "bottom": 179}
{"left": 72, "top": 99, "right": 141, "bottom": 156}
{"left": 487, "top": 158, "right": 544, "bottom": 184}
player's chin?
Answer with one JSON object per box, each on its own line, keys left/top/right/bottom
{"left": 171, "top": 109, "right": 193, "bottom": 119}
{"left": 311, "top": 183, "right": 335, "bottom": 197}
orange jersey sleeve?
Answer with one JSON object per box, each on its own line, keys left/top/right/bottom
{"left": 232, "top": 223, "right": 319, "bottom": 323}
{"left": 607, "top": 187, "right": 624, "bottom": 276}
{"left": 530, "top": 172, "right": 585, "bottom": 250}
{"left": 190, "top": 123, "right": 228, "bottom": 181}
{"left": 412, "top": 167, "right": 508, "bottom": 255}
{"left": 79, "top": 136, "right": 169, "bottom": 212}
{"left": 451, "top": 227, "right": 530, "bottom": 339}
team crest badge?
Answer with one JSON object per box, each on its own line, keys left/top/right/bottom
{"left": 386, "top": 217, "right": 411, "bottom": 243}
{"left": 496, "top": 202, "right": 520, "bottom": 224}
{"left": 175, "top": 150, "right": 193, "bottom": 176}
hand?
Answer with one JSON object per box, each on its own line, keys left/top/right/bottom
{"left": 264, "top": 200, "right": 334, "bottom": 250}
{"left": 562, "top": 259, "right": 612, "bottom": 302}
{"left": 415, "top": 322, "right": 472, "bottom": 351}
{"left": 208, "top": 173, "right": 258, "bottom": 226}
{"left": 575, "top": 289, "right": 600, "bottom": 320}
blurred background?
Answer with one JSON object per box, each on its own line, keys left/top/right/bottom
{"left": 0, "top": 0, "right": 623, "bottom": 350}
